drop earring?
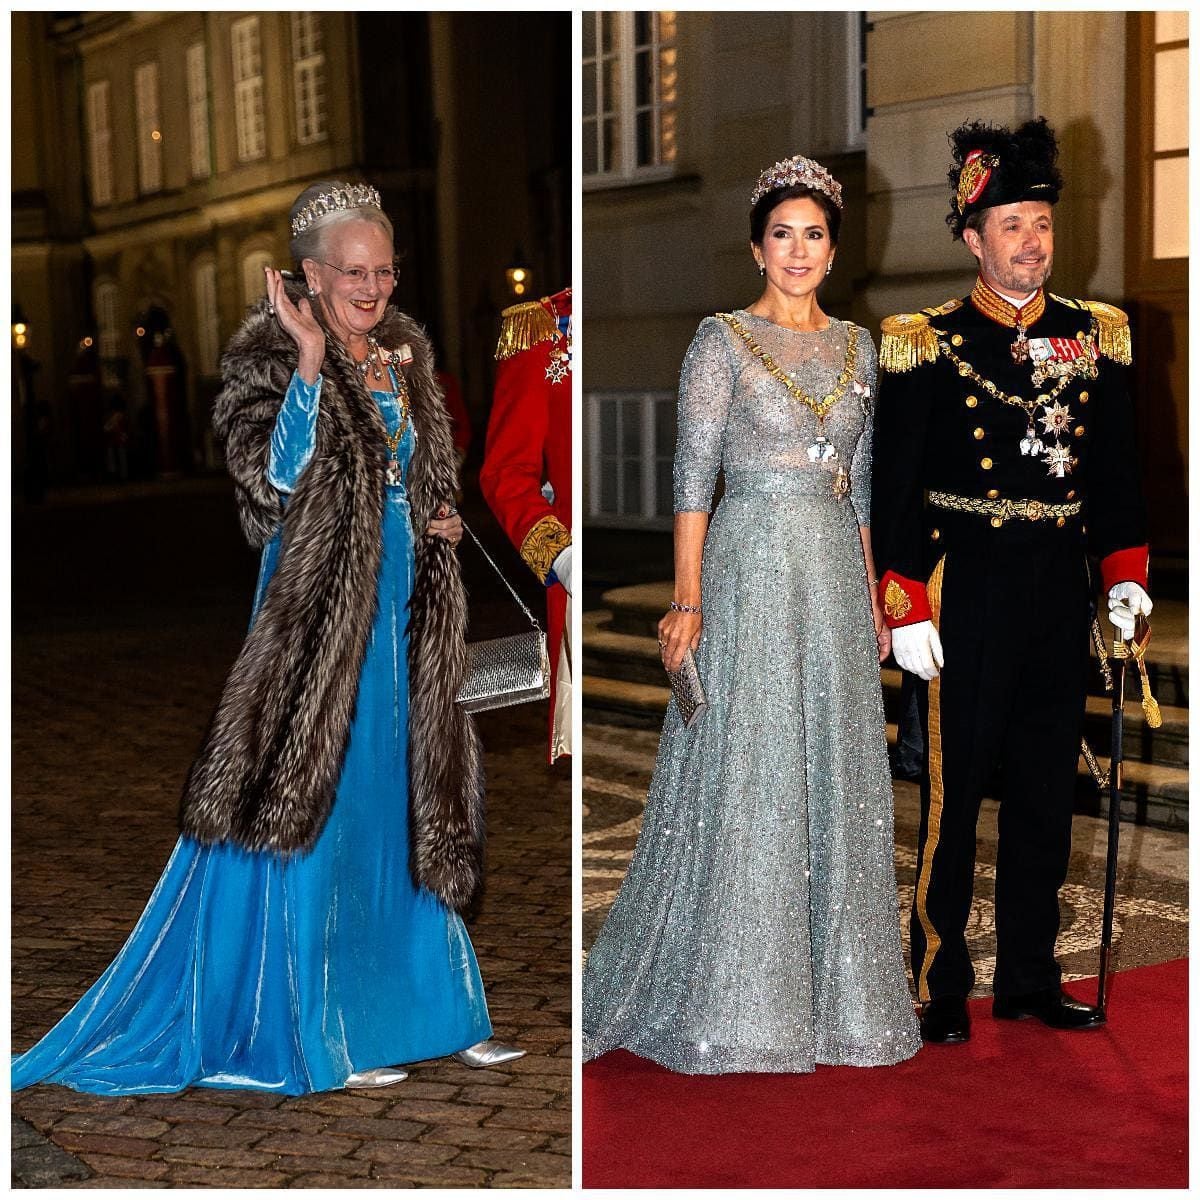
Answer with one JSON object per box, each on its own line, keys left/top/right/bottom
{"left": 757, "top": 264, "right": 765, "bottom": 277}
{"left": 825, "top": 260, "right": 834, "bottom": 276}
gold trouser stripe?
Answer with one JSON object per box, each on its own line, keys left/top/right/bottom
{"left": 915, "top": 554, "right": 947, "bottom": 1002}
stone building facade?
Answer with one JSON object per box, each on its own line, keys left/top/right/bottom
{"left": 583, "top": 10, "right": 1187, "bottom": 556}
{"left": 12, "top": 11, "right": 568, "bottom": 486}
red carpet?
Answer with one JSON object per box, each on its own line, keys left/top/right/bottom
{"left": 583, "top": 959, "right": 1188, "bottom": 1188}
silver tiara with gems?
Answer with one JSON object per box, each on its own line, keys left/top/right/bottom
{"left": 291, "top": 183, "right": 383, "bottom": 237}
{"left": 750, "top": 155, "right": 843, "bottom": 210}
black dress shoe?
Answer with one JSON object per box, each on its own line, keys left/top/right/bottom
{"left": 992, "top": 987, "right": 1105, "bottom": 1030}
{"left": 919, "top": 995, "right": 970, "bottom": 1043}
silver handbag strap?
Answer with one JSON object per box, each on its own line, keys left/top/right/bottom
{"left": 460, "top": 518, "right": 544, "bottom": 633}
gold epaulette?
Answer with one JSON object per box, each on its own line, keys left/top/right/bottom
{"left": 878, "top": 299, "right": 961, "bottom": 373}
{"left": 1052, "top": 294, "right": 1132, "bottom": 365}
{"left": 495, "top": 299, "right": 558, "bottom": 362}
{"left": 519, "top": 514, "right": 571, "bottom": 583}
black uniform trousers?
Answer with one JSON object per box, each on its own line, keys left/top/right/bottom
{"left": 909, "top": 528, "right": 1091, "bottom": 1001}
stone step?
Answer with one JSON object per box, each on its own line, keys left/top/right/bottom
{"left": 586, "top": 612, "right": 1188, "bottom": 768}
{"left": 581, "top": 673, "right": 1189, "bottom": 829}
{"left": 599, "top": 584, "right": 1189, "bottom": 707}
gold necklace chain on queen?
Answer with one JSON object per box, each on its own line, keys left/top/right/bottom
{"left": 351, "top": 336, "right": 411, "bottom": 486}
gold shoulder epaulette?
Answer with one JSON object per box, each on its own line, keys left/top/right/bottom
{"left": 1051, "top": 295, "right": 1132, "bottom": 366}
{"left": 495, "top": 299, "right": 558, "bottom": 362}
{"left": 878, "top": 298, "right": 952, "bottom": 374}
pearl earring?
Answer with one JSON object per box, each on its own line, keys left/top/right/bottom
{"left": 758, "top": 264, "right": 765, "bottom": 277}
{"left": 825, "top": 261, "right": 833, "bottom": 276}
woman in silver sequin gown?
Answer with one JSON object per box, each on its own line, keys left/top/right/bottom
{"left": 582, "top": 157, "right": 921, "bottom": 1074}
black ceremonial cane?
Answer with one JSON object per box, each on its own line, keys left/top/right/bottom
{"left": 1095, "top": 633, "right": 1127, "bottom": 1015}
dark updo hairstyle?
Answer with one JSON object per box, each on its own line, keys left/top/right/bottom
{"left": 750, "top": 184, "right": 841, "bottom": 248}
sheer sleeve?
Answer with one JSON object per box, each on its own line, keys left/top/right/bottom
{"left": 849, "top": 330, "right": 877, "bottom": 527}
{"left": 673, "top": 318, "right": 735, "bottom": 512}
{"left": 267, "top": 371, "right": 322, "bottom": 493}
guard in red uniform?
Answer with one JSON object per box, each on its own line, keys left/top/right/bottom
{"left": 872, "top": 120, "right": 1151, "bottom": 1044}
{"left": 480, "top": 287, "right": 572, "bottom": 761}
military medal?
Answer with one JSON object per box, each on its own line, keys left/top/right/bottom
{"left": 806, "top": 431, "right": 838, "bottom": 463}
{"left": 1010, "top": 322, "right": 1030, "bottom": 364}
{"left": 545, "top": 348, "right": 570, "bottom": 385}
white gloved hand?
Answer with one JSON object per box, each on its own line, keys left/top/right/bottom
{"left": 552, "top": 544, "right": 573, "bottom": 597}
{"left": 1107, "top": 581, "right": 1152, "bottom": 639}
{"left": 892, "top": 620, "right": 945, "bottom": 681}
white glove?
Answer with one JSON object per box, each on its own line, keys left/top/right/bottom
{"left": 552, "top": 545, "right": 573, "bottom": 597}
{"left": 1107, "top": 581, "right": 1152, "bottom": 639}
{"left": 892, "top": 620, "right": 944, "bottom": 681}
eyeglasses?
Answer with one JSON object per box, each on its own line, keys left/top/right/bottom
{"left": 322, "top": 261, "right": 398, "bottom": 288}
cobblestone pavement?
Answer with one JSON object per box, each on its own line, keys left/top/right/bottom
{"left": 11, "top": 481, "right": 571, "bottom": 1188}
{"left": 584, "top": 722, "right": 1188, "bottom": 989}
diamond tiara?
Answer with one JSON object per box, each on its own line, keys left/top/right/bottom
{"left": 750, "top": 155, "right": 843, "bottom": 210}
{"left": 291, "top": 183, "right": 383, "bottom": 238}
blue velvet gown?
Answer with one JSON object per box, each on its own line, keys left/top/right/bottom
{"left": 12, "top": 371, "right": 492, "bottom": 1095}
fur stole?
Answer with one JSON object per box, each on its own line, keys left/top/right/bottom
{"left": 180, "top": 286, "right": 485, "bottom": 913}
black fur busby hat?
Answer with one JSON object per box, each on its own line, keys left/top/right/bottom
{"left": 946, "top": 116, "right": 1063, "bottom": 238}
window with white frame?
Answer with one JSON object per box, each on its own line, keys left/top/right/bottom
{"left": 193, "top": 260, "right": 220, "bottom": 375}
{"left": 134, "top": 62, "right": 163, "bottom": 193}
{"left": 291, "top": 13, "right": 327, "bottom": 145}
{"left": 586, "top": 391, "right": 677, "bottom": 528}
{"left": 94, "top": 281, "right": 120, "bottom": 360}
{"left": 241, "top": 248, "right": 273, "bottom": 309}
{"left": 583, "top": 11, "right": 677, "bottom": 183}
{"left": 85, "top": 80, "right": 113, "bottom": 206}
{"left": 186, "top": 43, "right": 212, "bottom": 179}
{"left": 231, "top": 16, "right": 266, "bottom": 161}
{"left": 846, "top": 12, "right": 868, "bottom": 151}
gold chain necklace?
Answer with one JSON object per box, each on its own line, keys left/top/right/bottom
{"left": 717, "top": 312, "right": 859, "bottom": 420}
{"left": 936, "top": 335, "right": 1091, "bottom": 477}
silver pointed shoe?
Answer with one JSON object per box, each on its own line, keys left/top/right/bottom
{"left": 344, "top": 1066, "right": 408, "bottom": 1088}
{"left": 452, "top": 1039, "right": 526, "bottom": 1068}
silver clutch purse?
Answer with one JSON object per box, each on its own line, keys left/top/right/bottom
{"left": 455, "top": 520, "right": 552, "bottom": 713}
{"left": 665, "top": 647, "right": 708, "bottom": 727}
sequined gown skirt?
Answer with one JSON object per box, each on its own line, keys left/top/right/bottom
{"left": 582, "top": 470, "right": 921, "bottom": 1073}
{"left": 12, "top": 427, "right": 492, "bottom": 1095}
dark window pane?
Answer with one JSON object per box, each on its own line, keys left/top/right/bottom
{"left": 603, "top": 117, "right": 618, "bottom": 173}
{"left": 637, "top": 110, "right": 653, "bottom": 166}
{"left": 622, "top": 458, "right": 641, "bottom": 514}
{"left": 599, "top": 399, "right": 617, "bottom": 454}
{"left": 656, "top": 459, "right": 673, "bottom": 516}
{"left": 583, "top": 63, "right": 597, "bottom": 117}
{"left": 655, "top": 397, "right": 676, "bottom": 450}
{"left": 583, "top": 12, "right": 596, "bottom": 58}
{"left": 635, "top": 49, "right": 652, "bottom": 106}
{"left": 603, "top": 57, "right": 621, "bottom": 115}
{"left": 601, "top": 11, "right": 614, "bottom": 52}
{"left": 600, "top": 458, "right": 617, "bottom": 513}
{"left": 621, "top": 398, "right": 641, "bottom": 456}
{"left": 583, "top": 119, "right": 598, "bottom": 175}
{"left": 634, "top": 11, "right": 651, "bottom": 46}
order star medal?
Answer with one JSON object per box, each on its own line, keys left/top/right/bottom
{"left": 545, "top": 348, "right": 570, "bottom": 385}
{"left": 1040, "top": 399, "right": 1072, "bottom": 439}
{"left": 1043, "top": 444, "right": 1073, "bottom": 478}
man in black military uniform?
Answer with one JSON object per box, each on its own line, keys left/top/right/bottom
{"left": 871, "top": 118, "right": 1153, "bottom": 1044}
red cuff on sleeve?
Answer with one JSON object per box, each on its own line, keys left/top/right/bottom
{"left": 878, "top": 570, "right": 932, "bottom": 629}
{"left": 1101, "top": 545, "right": 1149, "bottom": 593}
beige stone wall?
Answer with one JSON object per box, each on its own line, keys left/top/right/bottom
{"left": 863, "top": 9, "right": 1127, "bottom": 325}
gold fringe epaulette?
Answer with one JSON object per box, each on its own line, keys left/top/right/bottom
{"left": 879, "top": 298, "right": 961, "bottom": 374}
{"left": 1052, "top": 294, "right": 1132, "bottom": 366}
{"left": 495, "top": 299, "right": 558, "bottom": 362}
{"left": 519, "top": 514, "right": 571, "bottom": 583}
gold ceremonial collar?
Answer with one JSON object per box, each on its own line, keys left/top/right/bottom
{"left": 970, "top": 278, "right": 1046, "bottom": 329}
